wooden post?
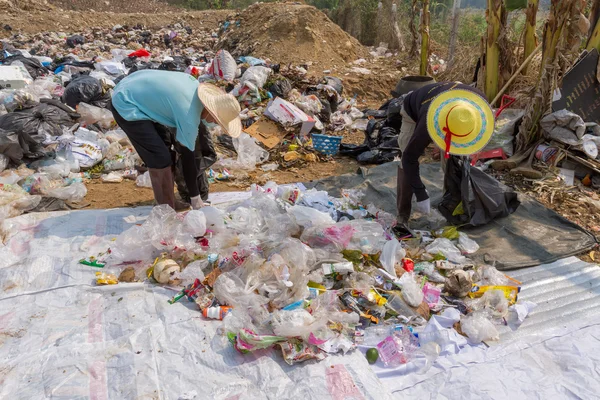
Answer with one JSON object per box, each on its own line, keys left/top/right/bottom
{"left": 392, "top": 3, "right": 406, "bottom": 52}
{"left": 448, "top": 0, "right": 462, "bottom": 68}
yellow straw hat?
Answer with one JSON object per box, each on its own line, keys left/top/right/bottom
{"left": 426, "top": 89, "right": 494, "bottom": 158}
{"left": 197, "top": 83, "right": 242, "bottom": 138}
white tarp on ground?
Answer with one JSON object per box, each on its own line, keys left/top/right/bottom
{"left": 377, "top": 256, "right": 600, "bottom": 399}
{"left": 0, "top": 200, "right": 390, "bottom": 400}
{"left": 1, "top": 197, "right": 599, "bottom": 399}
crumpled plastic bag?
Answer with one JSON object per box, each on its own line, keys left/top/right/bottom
{"left": 425, "top": 238, "right": 467, "bottom": 264}
{"left": 219, "top": 133, "right": 269, "bottom": 170}
{"left": 183, "top": 210, "right": 207, "bottom": 237}
{"left": 288, "top": 205, "right": 335, "bottom": 228}
{"left": 380, "top": 238, "right": 406, "bottom": 278}
{"left": 209, "top": 49, "right": 238, "bottom": 81}
{"left": 136, "top": 171, "right": 152, "bottom": 188}
{"left": 460, "top": 311, "right": 499, "bottom": 344}
{"left": 77, "top": 102, "right": 114, "bottom": 129}
{"left": 457, "top": 232, "right": 479, "bottom": 254}
{"left": 45, "top": 182, "right": 87, "bottom": 203}
{"left": 398, "top": 272, "right": 424, "bottom": 307}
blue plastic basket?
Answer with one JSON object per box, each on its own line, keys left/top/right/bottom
{"left": 312, "top": 133, "right": 343, "bottom": 156}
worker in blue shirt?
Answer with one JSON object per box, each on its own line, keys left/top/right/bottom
{"left": 110, "top": 70, "right": 242, "bottom": 210}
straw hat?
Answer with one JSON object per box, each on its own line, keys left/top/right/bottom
{"left": 197, "top": 83, "right": 242, "bottom": 138}
{"left": 426, "top": 89, "right": 494, "bottom": 158}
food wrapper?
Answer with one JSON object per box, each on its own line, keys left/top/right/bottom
{"left": 276, "top": 339, "right": 326, "bottom": 365}
{"left": 95, "top": 272, "right": 118, "bottom": 285}
{"left": 234, "top": 329, "right": 287, "bottom": 353}
{"left": 469, "top": 284, "right": 520, "bottom": 305}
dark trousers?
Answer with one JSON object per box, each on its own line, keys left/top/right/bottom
{"left": 110, "top": 103, "right": 201, "bottom": 198}
{"left": 397, "top": 117, "right": 431, "bottom": 222}
{"left": 166, "top": 124, "right": 216, "bottom": 202}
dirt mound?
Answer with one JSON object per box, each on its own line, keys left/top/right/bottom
{"left": 217, "top": 3, "right": 368, "bottom": 71}
{"left": 0, "top": 0, "right": 54, "bottom": 12}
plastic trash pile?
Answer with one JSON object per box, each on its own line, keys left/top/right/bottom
{"left": 89, "top": 184, "right": 534, "bottom": 367}
{"left": 1, "top": 23, "right": 372, "bottom": 223}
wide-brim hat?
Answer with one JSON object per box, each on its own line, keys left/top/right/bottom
{"left": 197, "top": 83, "right": 242, "bottom": 138}
{"left": 426, "top": 89, "right": 494, "bottom": 157}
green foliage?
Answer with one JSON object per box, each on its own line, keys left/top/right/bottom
{"left": 430, "top": 10, "right": 487, "bottom": 45}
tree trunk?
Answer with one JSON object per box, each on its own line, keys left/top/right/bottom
{"left": 448, "top": 0, "right": 462, "bottom": 69}
{"left": 516, "top": 0, "right": 579, "bottom": 153}
{"left": 587, "top": 0, "right": 600, "bottom": 50}
{"left": 485, "top": 0, "right": 504, "bottom": 103}
{"left": 523, "top": 0, "right": 539, "bottom": 74}
{"left": 391, "top": 3, "right": 406, "bottom": 52}
{"left": 409, "top": 0, "right": 421, "bottom": 57}
{"left": 420, "top": 0, "right": 431, "bottom": 75}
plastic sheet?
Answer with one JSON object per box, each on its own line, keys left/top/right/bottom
{"left": 77, "top": 102, "right": 114, "bottom": 129}
{"left": 136, "top": 171, "right": 152, "bottom": 188}
{"left": 45, "top": 182, "right": 87, "bottom": 202}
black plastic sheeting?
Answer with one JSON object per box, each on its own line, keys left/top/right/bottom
{"left": 305, "top": 162, "right": 597, "bottom": 270}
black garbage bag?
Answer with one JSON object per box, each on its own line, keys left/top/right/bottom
{"left": 385, "top": 97, "right": 404, "bottom": 131}
{"left": 66, "top": 35, "right": 85, "bottom": 48}
{"left": 323, "top": 76, "right": 344, "bottom": 95}
{"left": 438, "top": 157, "right": 520, "bottom": 227}
{"left": 268, "top": 76, "right": 292, "bottom": 98}
{"left": 0, "top": 128, "right": 48, "bottom": 162}
{"left": 0, "top": 103, "right": 73, "bottom": 138}
{"left": 357, "top": 149, "right": 397, "bottom": 164}
{"left": 158, "top": 56, "right": 190, "bottom": 72}
{"left": 3, "top": 54, "right": 48, "bottom": 79}
{"left": 62, "top": 74, "right": 111, "bottom": 108}
{"left": 339, "top": 143, "right": 369, "bottom": 157}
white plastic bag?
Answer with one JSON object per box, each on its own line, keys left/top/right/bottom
{"left": 460, "top": 312, "right": 499, "bottom": 344}
{"left": 101, "top": 171, "right": 124, "bottom": 183}
{"left": 183, "top": 210, "right": 207, "bottom": 237}
{"left": 68, "top": 138, "right": 103, "bottom": 168}
{"left": 288, "top": 205, "right": 335, "bottom": 228}
{"left": 45, "top": 182, "right": 87, "bottom": 202}
{"left": 380, "top": 239, "right": 405, "bottom": 278}
{"left": 398, "top": 272, "right": 424, "bottom": 307}
{"left": 220, "top": 133, "right": 269, "bottom": 170}
{"left": 209, "top": 50, "right": 237, "bottom": 81}
{"left": 77, "top": 102, "right": 114, "bottom": 129}
{"left": 136, "top": 171, "right": 152, "bottom": 188}
{"left": 457, "top": 232, "right": 480, "bottom": 254}
{"left": 425, "top": 238, "right": 467, "bottom": 264}
{"left": 240, "top": 66, "right": 271, "bottom": 89}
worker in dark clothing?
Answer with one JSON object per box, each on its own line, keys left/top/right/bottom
{"left": 396, "top": 82, "right": 495, "bottom": 224}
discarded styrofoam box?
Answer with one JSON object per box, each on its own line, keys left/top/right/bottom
{"left": 0, "top": 65, "right": 31, "bottom": 89}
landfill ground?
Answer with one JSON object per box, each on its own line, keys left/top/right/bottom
{"left": 3, "top": 1, "right": 600, "bottom": 399}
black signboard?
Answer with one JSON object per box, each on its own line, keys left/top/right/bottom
{"left": 553, "top": 48, "right": 600, "bottom": 124}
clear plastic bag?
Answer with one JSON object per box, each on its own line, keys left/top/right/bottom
{"left": 219, "top": 133, "right": 269, "bottom": 170}
{"left": 0, "top": 154, "right": 8, "bottom": 173}
{"left": 110, "top": 224, "right": 157, "bottom": 263}
{"left": 380, "top": 238, "right": 406, "bottom": 278}
{"left": 287, "top": 205, "right": 334, "bottom": 228}
{"left": 183, "top": 210, "right": 207, "bottom": 237}
{"left": 460, "top": 311, "right": 499, "bottom": 344}
{"left": 294, "top": 95, "right": 323, "bottom": 115}
{"left": 100, "top": 171, "right": 123, "bottom": 183}
{"left": 45, "top": 182, "right": 87, "bottom": 202}
{"left": 457, "top": 232, "right": 479, "bottom": 254}
{"left": 300, "top": 223, "right": 355, "bottom": 251}
{"left": 136, "top": 171, "right": 152, "bottom": 188}
{"left": 398, "top": 272, "right": 424, "bottom": 307}
{"left": 77, "top": 102, "right": 114, "bottom": 129}
{"left": 425, "top": 238, "right": 467, "bottom": 264}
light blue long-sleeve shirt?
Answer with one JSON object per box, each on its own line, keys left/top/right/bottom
{"left": 111, "top": 70, "right": 203, "bottom": 151}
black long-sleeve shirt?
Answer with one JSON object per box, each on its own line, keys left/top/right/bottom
{"left": 400, "top": 82, "right": 486, "bottom": 201}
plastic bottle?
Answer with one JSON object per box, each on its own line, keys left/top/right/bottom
{"left": 202, "top": 306, "right": 233, "bottom": 320}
